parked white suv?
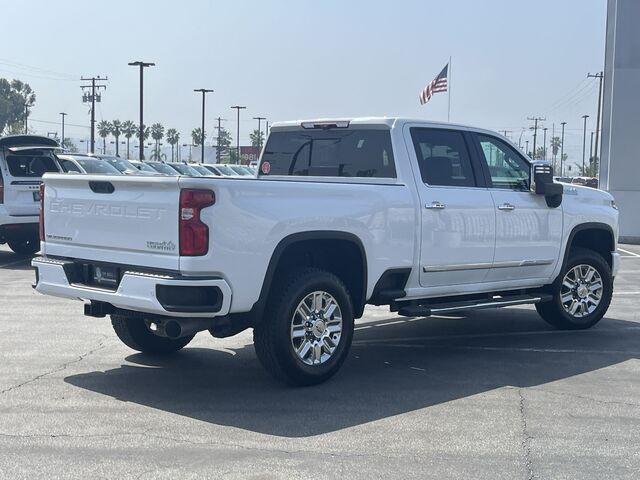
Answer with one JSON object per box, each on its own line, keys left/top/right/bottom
{"left": 32, "top": 118, "right": 619, "bottom": 385}
{"left": 0, "top": 135, "right": 60, "bottom": 254}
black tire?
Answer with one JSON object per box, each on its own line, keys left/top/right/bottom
{"left": 111, "top": 315, "right": 194, "bottom": 354}
{"left": 7, "top": 236, "right": 40, "bottom": 255}
{"left": 536, "top": 247, "right": 613, "bottom": 330}
{"left": 253, "top": 268, "right": 355, "bottom": 386}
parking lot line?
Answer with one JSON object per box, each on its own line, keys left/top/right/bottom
{"left": 619, "top": 248, "right": 640, "bottom": 257}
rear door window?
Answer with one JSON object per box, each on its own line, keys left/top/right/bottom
{"left": 261, "top": 128, "right": 396, "bottom": 178}
{"left": 5, "top": 154, "right": 58, "bottom": 177}
{"left": 410, "top": 128, "right": 477, "bottom": 187}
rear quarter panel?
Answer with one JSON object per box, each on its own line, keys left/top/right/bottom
{"left": 178, "top": 176, "right": 416, "bottom": 313}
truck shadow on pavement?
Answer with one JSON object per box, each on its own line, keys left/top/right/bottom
{"left": 0, "top": 249, "right": 35, "bottom": 271}
{"left": 64, "top": 308, "right": 640, "bottom": 437}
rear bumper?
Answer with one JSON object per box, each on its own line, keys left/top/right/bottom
{"left": 32, "top": 256, "right": 232, "bottom": 318}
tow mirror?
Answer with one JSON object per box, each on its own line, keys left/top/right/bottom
{"left": 530, "top": 161, "right": 563, "bottom": 208}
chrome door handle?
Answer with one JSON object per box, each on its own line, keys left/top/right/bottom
{"left": 425, "top": 201, "right": 446, "bottom": 210}
{"left": 498, "top": 203, "right": 516, "bottom": 211}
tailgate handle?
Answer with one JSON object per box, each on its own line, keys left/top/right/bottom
{"left": 89, "top": 181, "right": 115, "bottom": 194}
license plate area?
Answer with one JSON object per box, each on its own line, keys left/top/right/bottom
{"left": 64, "top": 262, "right": 122, "bottom": 290}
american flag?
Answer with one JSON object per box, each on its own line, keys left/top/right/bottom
{"left": 419, "top": 64, "right": 448, "bottom": 105}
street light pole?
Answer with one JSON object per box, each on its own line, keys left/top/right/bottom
{"left": 194, "top": 89, "right": 213, "bottom": 164}
{"left": 560, "top": 122, "right": 567, "bottom": 176}
{"left": 231, "top": 106, "right": 246, "bottom": 164}
{"left": 59, "top": 113, "right": 67, "bottom": 149}
{"left": 253, "top": 116, "right": 266, "bottom": 152}
{"left": 128, "top": 61, "right": 155, "bottom": 160}
{"left": 581, "top": 114, "right": 590, "bottom": 174}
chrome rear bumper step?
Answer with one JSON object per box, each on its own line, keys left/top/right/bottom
{"left": 397, "top": 293, "right": 553, "bottom": 318}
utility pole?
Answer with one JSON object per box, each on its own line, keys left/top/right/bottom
{"left": 527, "top": 116, "right": 545, "bottom": 160}
{"left": 194, "top": 88, "right": 213, "bottom": 164}
{"left": 23, "top": 104, "right": 29, "bottom": 134}
{"left": 542, "top": 127, "right": 548, "bottom": 160}
{"left": 230, "top": 106, "right": 246, "bottom": 164}
{"left": 59, "top": 113, "right": 67, "bottom": 149}
{"left": 587, "top": 71, "right": 604, "bottom": 163}
{"left": 128, "top": 61, "right": 154, "bottom": 160}
{"left": 214, "top": 117, "right": 226, "bottom": 162}
{"left": 560, "top": 122, "right": 567, "bottom": 176}
{"left": 581, "top": 114, "right": 590, "bottom": 174}
{"left": 253, "top": 116, "right": 266, "bottom": 152}
{"left": 80, "top": 76, "right": 108, "bottom": 153}
{"left": 589, "top": 131, "right": 595, "bottom": 164}
{"left": 525, "top": 140, "right": 529, "bottom": 157}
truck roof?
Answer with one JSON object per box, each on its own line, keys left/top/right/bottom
{"left": 269, "top": 117, "right": 500, "bottom": 136}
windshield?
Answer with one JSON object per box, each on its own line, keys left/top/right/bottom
{"left": 190, "top": 164, "right": 214, "bottom": 176}
{"left": 214, "top": 165, "right": 236, "bottom": 176}
{"left": 147, "top": 161, "right": 179, "bottom": 175}
{"left": 74, "top": 158, "right": 122, "bottom": 175}
{"left": 131, "top": 161, "right": 158, "bottom": 173}
{"left": 229, "top": 165, "right": 250, "bottom": 176}
{"left": 103, "top": 157, "right": 139, "bottom": 174}
{"left": 170, "top": 163, "right": 202, "bottom": 176}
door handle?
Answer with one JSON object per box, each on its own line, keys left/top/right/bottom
{"left": 425, "top": 201, "right": 446, "bottom": 210}
{"left": 498, "top": 203, "right": 516, "bottom": 211}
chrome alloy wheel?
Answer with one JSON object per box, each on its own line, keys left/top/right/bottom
{"left": 560, "top": 264, "right": 604, "bottom": 318}
{"left": 290, "top": 291, "right": 343, "bottom": 366}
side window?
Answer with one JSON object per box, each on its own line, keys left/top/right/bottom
{"left": 410, "top": 128, "right": 476, "bottom": 187}
{"left": 60, "top": 159, "right": 81, "bottom": 173}
{"left": 476, "top": 135, "right": 530, "bottom": 191}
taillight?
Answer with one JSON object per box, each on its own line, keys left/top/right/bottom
{"left": 39, "top": 183, "right": 45, "bottom": 241}
{"left": 179, "top": 189, "right": 215, "bottom": 256}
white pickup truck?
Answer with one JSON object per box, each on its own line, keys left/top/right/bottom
{"left": 32, "top": 118, "right": 620, "bottom": 385}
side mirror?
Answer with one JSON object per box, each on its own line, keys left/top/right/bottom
{"left": 530, "top": 161, "right": 563, "bottom": 208}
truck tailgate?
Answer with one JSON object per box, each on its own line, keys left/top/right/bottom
{"left": 42, "top": 174, "right": 181, "bottom": 271}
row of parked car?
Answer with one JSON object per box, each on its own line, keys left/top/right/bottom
{"left": 56, "top": 153, "right": 258, "bottom": 177}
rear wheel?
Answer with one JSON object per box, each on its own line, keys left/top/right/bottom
{"left": 253, "top": 268, "right": 354, "bottom": 386}
{"left": 111, "top": 315, "right": 194, "bottom": 354}
{"left": 536, "top": 247, "right": 613, "bottom": 330}
{"left": 7, "top": 236, "right": 40, "bottom": 255}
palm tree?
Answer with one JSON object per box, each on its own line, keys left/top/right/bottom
{"left": 110, "top": 120, "right": 123, "bottom": 157}
{"left": 191, "top": 127, "right": 205, "bottom": 146}
{"left": 97, "top": 120, "right": 112, "bottom": 154}
{"left": 150, "top": 123, "right": 165, "bottom": 160}
{"left": 166, "top": 128, "right": 180, "bottom": 161}
{"left": 121, "top": 120, "right": 136, "bottom": 159}
{"left": 136, "top": 125, "right": 150, "bottom": 158}
{"left": 249, "top": 129, "right": 264, "bottom": 148}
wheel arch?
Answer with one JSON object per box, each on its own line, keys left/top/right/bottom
{"left": 562, "top": 222, "right": 615, "bottom": 273}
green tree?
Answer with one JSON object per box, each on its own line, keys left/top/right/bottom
{"left": 110, "top": 120, "right": 123, "bottom": 157}
{"left": 249, "top": 129, "right": 265, "bottom": 149}
{"left": 97, "top": 120, "right": 112, "bottom": 154}
{"left": 0, "top": 78, "right": 36, "bottom": 134}
{"left": 165, "top": 128, "right": 180, "bottom": 161}
{"left": 216, "top": 127, "right": 232, "bottom": 161}
{"left": 63, "top": 138, "right": 78, "bottom": 153}
{"left": 121, "top": 120, "right": 136, "bottom": 159}
{"left": 191, "top": 127, "right": 205, "bottom": 146}
{"left": 229, "top": 148, "right": 239, "bottom": 164}
{"left": 150, "top": 123, "right": 165, "bottom": 159}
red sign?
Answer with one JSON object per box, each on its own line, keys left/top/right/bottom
{"left": 239, "top": 146, "right": 259, "bottom": 165}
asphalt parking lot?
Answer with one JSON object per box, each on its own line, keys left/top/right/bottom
{"left": 1, "top": 245, "right": 640, "bottom": 479}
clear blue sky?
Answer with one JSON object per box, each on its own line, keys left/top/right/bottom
{"left": 0, "top": 0, "right": 606, "bottom": 165}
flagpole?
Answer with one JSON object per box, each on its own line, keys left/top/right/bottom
{"left": 447, "top": 56, "right": 452, "bottom": 122}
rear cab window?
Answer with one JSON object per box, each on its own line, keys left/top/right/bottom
{"left": 260, "top": 126, "right": 396, "bottom": 178}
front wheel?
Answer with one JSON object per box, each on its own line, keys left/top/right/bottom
{"left": 536, "top": 247, "right": 613, "bottom": 330}
{"left": 253, "top": 268, "right": 355, "bottom": 386}
{"left": 7, "top": 236, "right": 40, "bottom": 255}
